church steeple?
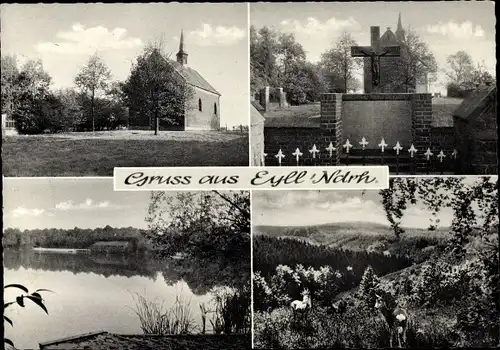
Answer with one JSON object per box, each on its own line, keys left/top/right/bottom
{"left": 395, "top": 12, "right": 405, "bottom": 42}
{"left": 176, "top": 30, "right": 188, "bottom": 66}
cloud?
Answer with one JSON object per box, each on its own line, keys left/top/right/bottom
{"left": 55, "top": 198, "right": 120, "bottom": 211}
{"left": 280, "top": 16, "right": 360, "bottom": 36}
{"left": 188, "top": 23, "right": 245, "bottom": 46}
{"left": 425, "top": 20, "right": 485, "bottom": 39}
{"left": 12, "top": 207, "right": 45, "bottom": 218}
{"left": 254, "top": 191, "right": 342, "bottom": 210}
{"left": 35, "top": 23, "right": 143, "bottom": 55}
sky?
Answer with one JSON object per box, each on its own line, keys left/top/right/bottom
{"left": 252, "top": 176, "right": 497, "bottom": 228}
{"left": 1, "top": 3, "right": 249, "bottom": 127}
{"left": 3, "top": 178, "right": 151, "bottom": 230}
{"left": 251, "top": 1, "right": 496, "bottom": 95}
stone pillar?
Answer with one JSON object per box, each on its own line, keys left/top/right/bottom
{"left": 319, "top": 93, "right": 343, "bottom": 165}
{"left": 278, "top": 88, "right": 285, "bottom": 108}
{"left": 370, "top": 26, "right": 380, "bottom": 50}
{"left": 411, "top": 93, "right": 433, "bottom": 172}
{"left": 260, "top": 86, "right": 270, "bottom": 112}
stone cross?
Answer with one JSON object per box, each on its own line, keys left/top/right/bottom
{"left": 437, "top": 150, "right": 446, "bottom": 163}
{"left": 343, "top": 139, "right": 353, "bottom": 154}
{"left": 378, "top": 138, "right": 388, "bottom": 153}
{"left": 326, "top": 142, "right": 336, "bottom": 158}
{"left": 424, "top": 148, "right": 433, "bottom": 161}
{"left": 393, "top": 141, "right": 403, "bottom": 155}
{"left": 275, "top": 149, "right": 285, "bottom": 166}
{"left": 351, "top": 26, "right": 401, "bottom": 93}
{"left": 408, "top": 144, "right": 417, "bottom": 158}
{"left": 292, "top": 148, "right": 303, "bottom": 164}
{"left": 309, "top": 144, "right": 320, "bottom": 159}
{"left": 359, "top": 137, "right": 369, "bottom": 150}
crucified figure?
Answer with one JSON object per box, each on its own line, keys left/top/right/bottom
{"left": 361, "top": 49, "right": 390, "bottom": 86}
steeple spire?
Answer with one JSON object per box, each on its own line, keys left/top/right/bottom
{"left": 176, "top": 29, "right": 188, "bottom": 66}
{"left": 395, "top": 12, "right": 405, "bottom": 42}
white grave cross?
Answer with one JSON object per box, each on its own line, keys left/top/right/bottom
{"left": 343, "top": 139, "right": 353, "bottom": 154}
{"left": 275, "top": 149, "right": 285, "bottom": 166}
{"left": 437, "top": 150, "right": 446, "bottom": 163}
{"left": 408, "top": 144, "right": 418, "bottom": 158}
{"left": 451, "top": 149, "right": 458, "bottom": 159}
{"left": 292, "top": 148, "right": 303, "bottom": 164}
{"left": 378, "top": 138, "right": 388, "bottom": 153}
{"left": 424, "top": 148, "right": 433, "bottom": 161}
{"left": 309, "top": 144, "right": 320, "bottom": 159}
{"left": 393, "top": 141, "right": 403, "bottom": 155}
{"left": 326, "top": 142, "right": 336, "bottom": 158}
{"left": 359, "top": 137, "right": 369, "bottom": 150}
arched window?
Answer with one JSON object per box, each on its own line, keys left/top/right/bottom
{"left": 198, "top": 98, "right": 202, "bottom": 112}
{"left": 214, "top": 102, "right": 217, "bottom": 115}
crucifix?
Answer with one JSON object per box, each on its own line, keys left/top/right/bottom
{"left": 351, "top": 26, "right": 401, "bottom": 93}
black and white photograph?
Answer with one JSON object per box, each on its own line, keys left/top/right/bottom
{"left": 3, "top": 179, "right": 251, "bottom": 349}
{"left": 252, "top": 177, "right": 499, "bottom": 348}
{"left": 1, "top": 3, "right": 250, "bottom": 176}
{"left": 250, "top": 2, "right": 497, "bottom": 175}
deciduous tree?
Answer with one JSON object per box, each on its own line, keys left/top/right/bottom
{"left": 122, "top": 46, "right": 194, "bottom": 135}
{"left": 74, "top": 53, "right": 111, "bottom": 132}
{"left": 319, "top": 31, "right": 362, "bottom": 93}
{"left": 393, "top": 28, "right": 438, "bottom": 92}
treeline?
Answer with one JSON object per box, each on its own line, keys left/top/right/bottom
{"left": 250, "top": 25, "right": 441, "bottom": 103}
{"left": 253, "top": 236, "right": 413, "bottom": 292}
{"left": 2, "top": 225, "right": 151, "bottom": 251}
{"left": 1, "top": 43, "right": 192, "bottom": 134}
{"left": 3, "top": 249, "right": 158, "bottom": 280}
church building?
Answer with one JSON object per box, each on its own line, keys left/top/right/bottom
{"left": 363, "top": 13, "right": 429, "bottom": 93}
{"left": 129, "top": 31, "right": 221, "bottom": 131}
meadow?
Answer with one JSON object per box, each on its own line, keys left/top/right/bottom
{"left": 2, "top": 130, "right": 249, "bottom": 176}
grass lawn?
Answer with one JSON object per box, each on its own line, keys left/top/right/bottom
{"left": 262, "top": 97, "right": 463, "bottom": 128}
{"left": 2, "top": 130, "right": 249, "bottom": 176}
{"left": 263, "top": 103, "right": 321, "bottom": 127}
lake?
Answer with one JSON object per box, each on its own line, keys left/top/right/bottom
{"left": 3, "top": 249, "right": 249, "bottom": 350}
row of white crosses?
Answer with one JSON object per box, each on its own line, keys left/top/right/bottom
{"left": 262, "top": 137, "right": 458, "bottom": 166}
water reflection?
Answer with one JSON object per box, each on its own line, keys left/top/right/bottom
{"left": 3, "top": 249, "right": 249, "bottom": 349}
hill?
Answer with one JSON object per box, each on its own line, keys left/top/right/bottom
{"left": 253, "top": 222, "right": 450, "bottom": 251}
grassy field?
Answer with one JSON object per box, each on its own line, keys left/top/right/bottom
{"left": 263, "top": 103, "right": 321, "bottom": 127}
{"left": 262, "top": 97, "right": 463, "bottom": 128}
{"left": 2, "top": 130, "right": 249, "bottom": 176}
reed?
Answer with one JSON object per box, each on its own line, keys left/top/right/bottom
{"left": 131, "top": 292, "right": 198, "bottom": 335}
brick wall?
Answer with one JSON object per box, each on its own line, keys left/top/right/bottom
{"left": 411, "top": 94, "right": 433, "bottom": 171}
{"left": 264, "top": 127, "right": 335, "bottom": 166}
{"left": 264, "top": 92, "right": 448, "bottom": 173}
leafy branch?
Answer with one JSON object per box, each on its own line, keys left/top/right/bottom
{"left": 4, "top": 284, "right": 54, "bottom": 349}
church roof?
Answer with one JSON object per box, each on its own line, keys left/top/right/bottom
{"left": 380, "top": 28, "right": 398, "bottom": 45}
{"left": 453, "top": 83, "right": 496, "bottom": 120}
{"left": 168, "top": 60, "right": 221, "bottom": 96}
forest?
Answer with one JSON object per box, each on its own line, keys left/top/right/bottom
{"left": 2, "top": 225, "right": 151, "bottom": 252}
{"left": 253, "top": 177, "right": 499, "bottom": 348}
